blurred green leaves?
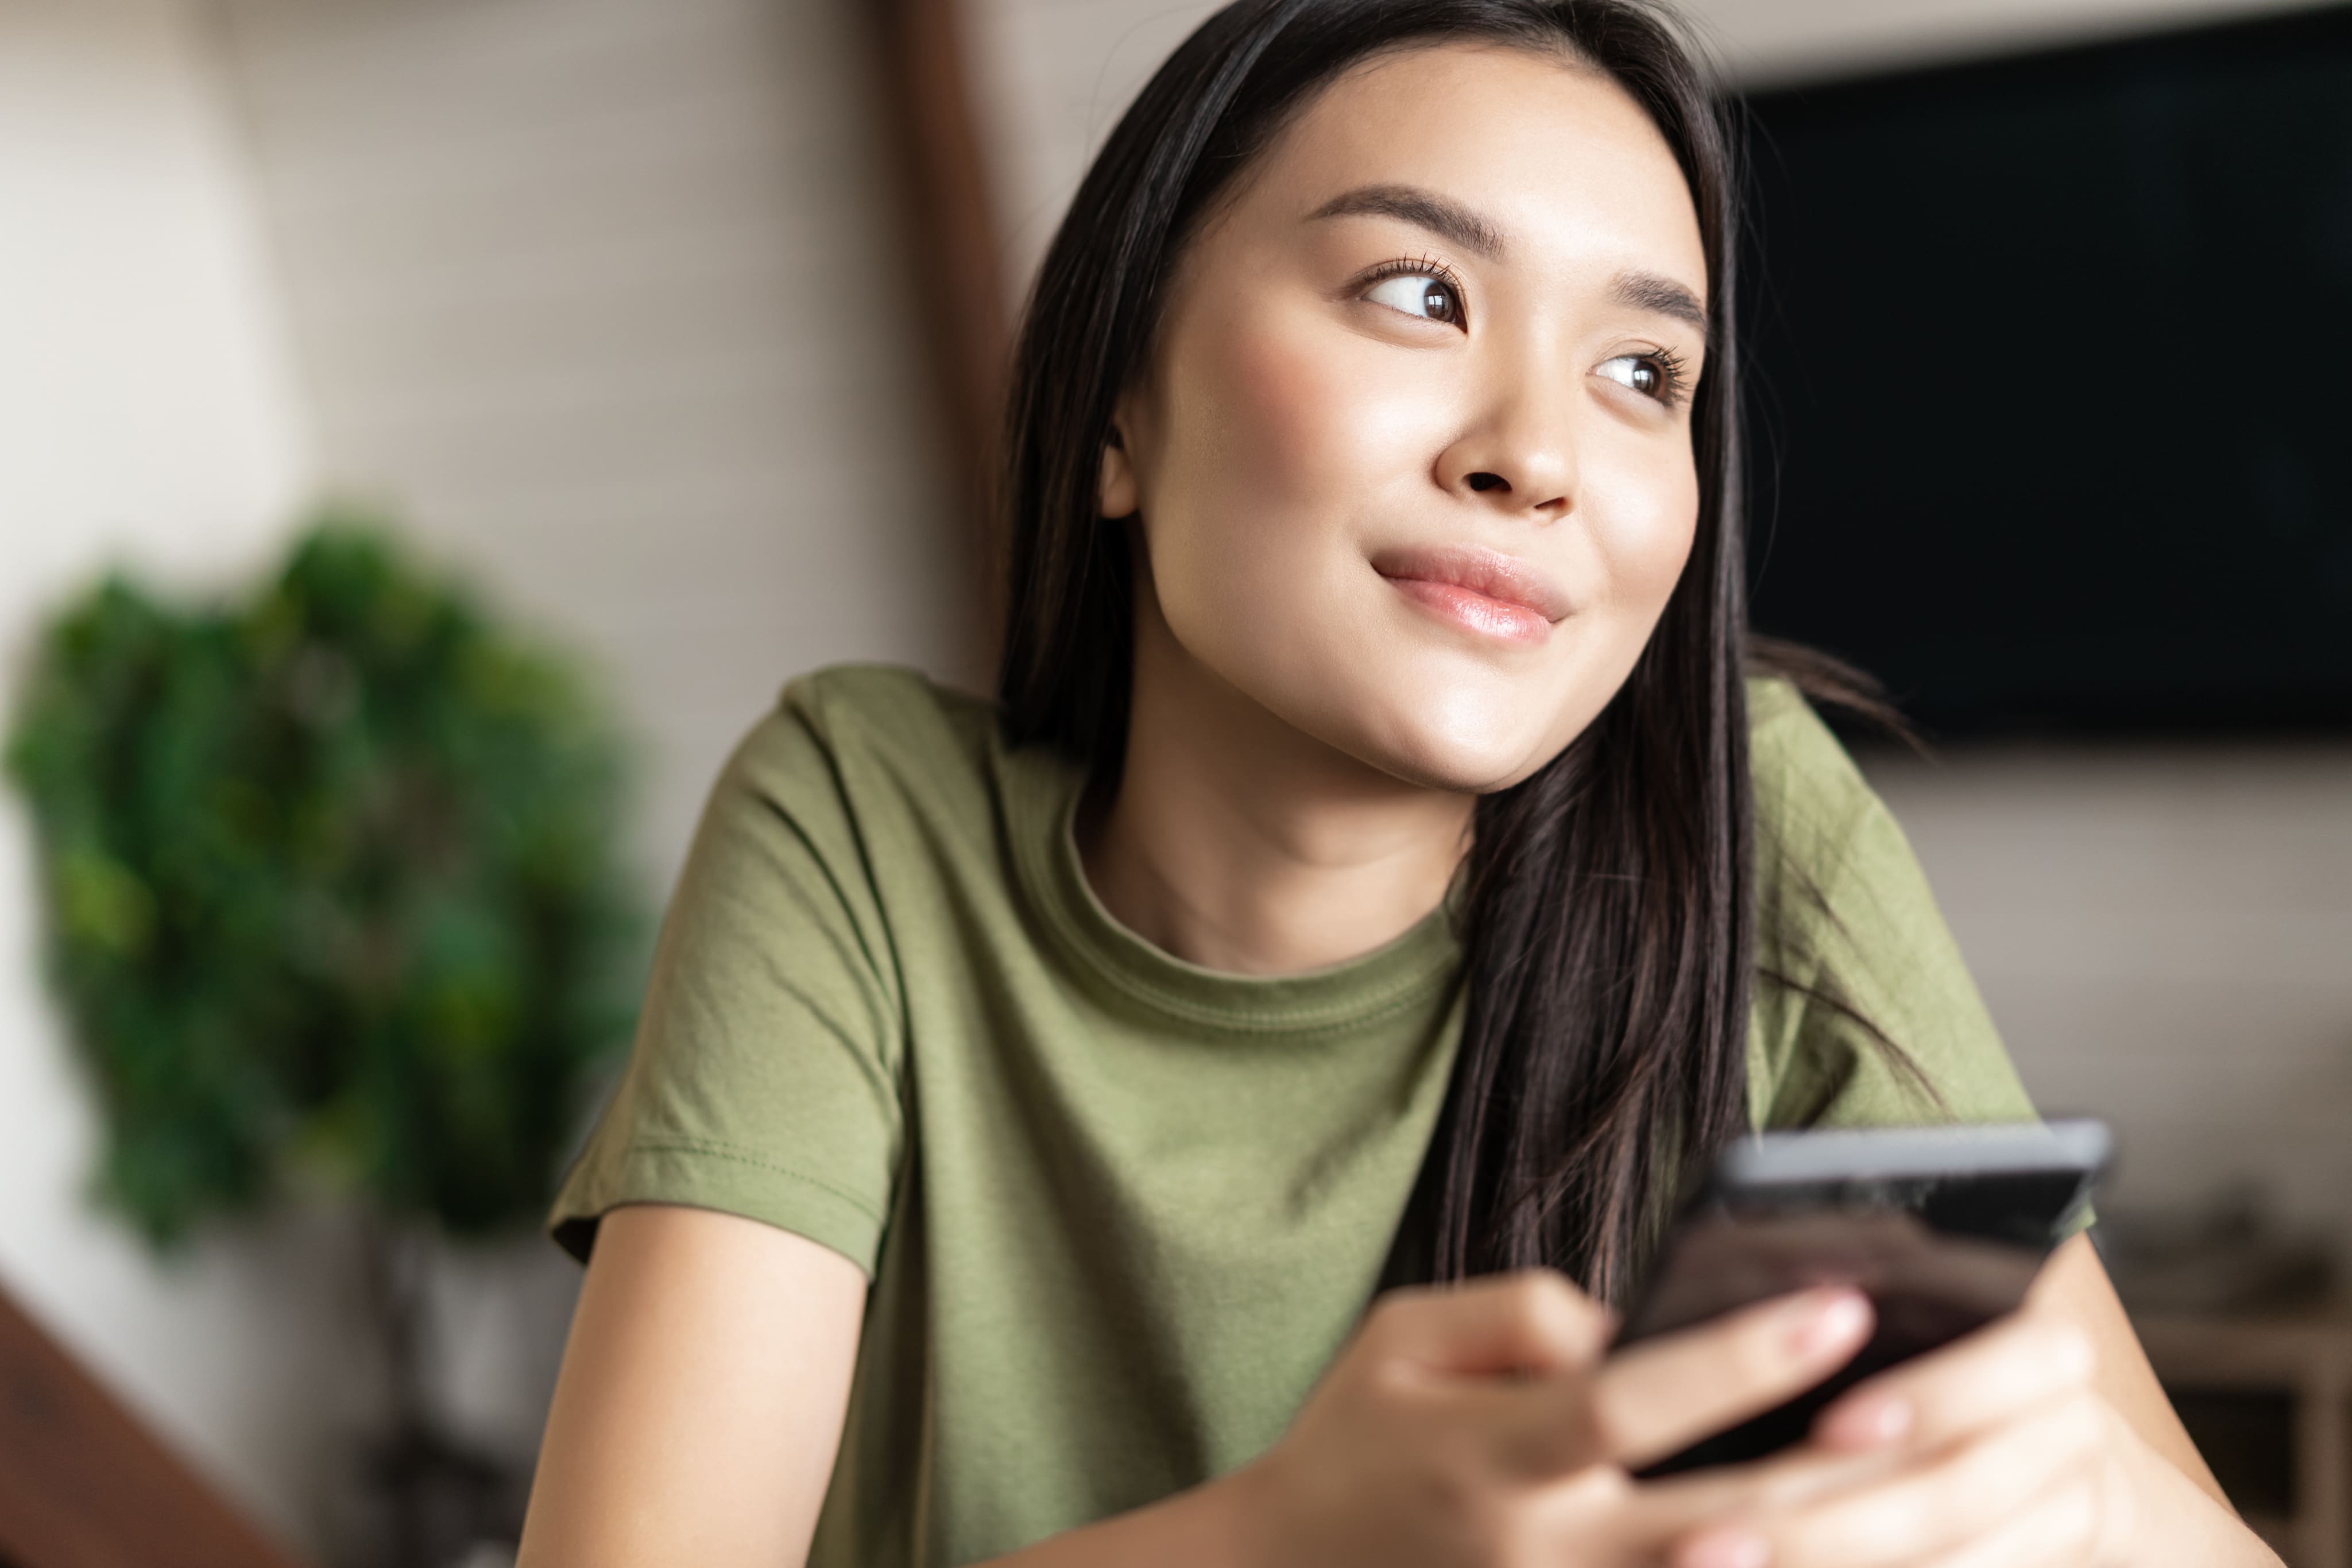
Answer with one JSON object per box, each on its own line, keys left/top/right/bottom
{"left": 6, "top": 517, "right": 644, "bottom": 1247}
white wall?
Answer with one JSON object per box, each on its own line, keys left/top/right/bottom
{"left": 2, "top": 0, "right": 970, "bottom": 1554}
{"left": 196, "top": 0, "right": 972, "bottom": 1521}
{"left": 214, "top": 0, "right": 972, "bottom": 888}
{"left": 967, "top": 0, "right": 1221, "bottom": 309}
{"left": 1869, "top": 748, "right": 2352, "bottom": 1253}
{"left": 0, "top": 0, "right": 342, "bottom": 1551}
{"left": 964, "top": 0, "right": 2352, "bottom": 1244}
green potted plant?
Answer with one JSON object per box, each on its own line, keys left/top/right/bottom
{"left": 6, "top": 517, "right": 645, "bottom": 1566}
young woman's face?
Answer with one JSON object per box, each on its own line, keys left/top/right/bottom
{"left": 1101, "top": 42, "right": 1710, "bottom": 792}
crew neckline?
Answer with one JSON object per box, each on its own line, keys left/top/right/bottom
{"left": 997, "top": 741, "right": 1463, "bottom": 1035}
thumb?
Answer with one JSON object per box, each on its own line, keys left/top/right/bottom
{"left": 1589, "top": 1286, "right": 1874, "bottom": 1470}
{"left": 1370, "top": 1270, "right": 1614, "bottom": 1379}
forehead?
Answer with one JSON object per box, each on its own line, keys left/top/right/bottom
{"left": 1224, "top": 42, "right": 1707, "bottom": 292}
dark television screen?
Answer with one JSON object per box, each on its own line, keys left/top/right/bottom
{"left": 1740, "top": 4, "right": 2352, "bottom": 736}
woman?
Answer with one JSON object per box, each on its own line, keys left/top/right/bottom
{"left": 517, "top": 2, "right": 2276, "bottom": 1564}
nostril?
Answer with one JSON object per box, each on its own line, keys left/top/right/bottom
{"left": 1467, "top": 472, "right": 1508, "bottom": 493}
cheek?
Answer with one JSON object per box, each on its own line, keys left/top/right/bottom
{"left": 1502, "top": 439, "right": 1699, "bottom": 771}
{"left": 1140, "top": 301, "right": 1438, "bottom": 675}
{"left": 1156, "top": 297, "right": 1430, "bottom": 526}
{"left": 1581, "top": 444, "right": 1701, "bottom": 617}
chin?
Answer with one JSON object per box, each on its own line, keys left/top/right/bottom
{"left": 1334, "top": 677, "right": 1568, "bottom": 795}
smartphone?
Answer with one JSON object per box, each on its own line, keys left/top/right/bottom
{"left": 1612, "top": 1119, "right": 2110, "bottom": 1476}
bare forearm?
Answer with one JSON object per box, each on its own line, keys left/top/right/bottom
{"left": 974, "top": 1470, "right": 1263, "bottom": 1568}
{"left": 2121, "top": 1437, "right": 2281, "bottom": 1568}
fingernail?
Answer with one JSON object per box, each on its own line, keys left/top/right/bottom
{"left": 1819, "top": 1392, "right": 1913, "bottom": 1449}
{"left": 1789, "top": 1289, "right": 1870, "bottom": 1360}
{"left": 1677, "top": 1528, "right": 1772, "bottom": 1568}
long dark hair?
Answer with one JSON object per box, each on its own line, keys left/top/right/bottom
{"left": 999, "top": 0, "right": 1751, "bottom": 1303}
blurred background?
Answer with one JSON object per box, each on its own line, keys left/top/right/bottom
{"left": 0, "top": 0, "right": 2345, "bottom": 1565}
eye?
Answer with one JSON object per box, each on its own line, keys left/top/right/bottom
{"left": 1363, "top": 269, "right": 1465, "bottom": 328}
{"left": 1597, "top": 351, "right": 1685, "bottom": 405}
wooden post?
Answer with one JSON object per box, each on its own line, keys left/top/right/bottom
{"left": 0, "top": 1281, "right": 311, "bottom": 1568}
{"left": 861, "top": 0, "right": 1013, "bottom": 682}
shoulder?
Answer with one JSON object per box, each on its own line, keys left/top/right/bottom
{"left": 722, "top": 663, "right": 1000, "bottom": 836}
{"left": 1746, "top": 676, "right": 1937, "bottom": 946}
{"left": 678, "top": 663, "right": 1013, "bottom": 982}
{"left": 546, "top": 668, "right": 976, "bottom": 1270}
{"left": 1742, "top": 677, "right": 2039, "bottom": 1132}
{"left": 1744, "top": 672, "right": 1920, "bottom": 1007}
{"left": 744, "top": 662, "right": 995, "bottom": 780}
{"left": 1745, "top": 673, "right": 1838, "bottom": 785}
{"left": 1746, "top": 675, "right": 1887, "bottom": 884}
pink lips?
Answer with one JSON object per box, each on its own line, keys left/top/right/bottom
{"left": 1372, "top": 545, "right": 1572, "bottom": 646}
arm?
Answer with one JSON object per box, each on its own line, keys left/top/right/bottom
{"left": 516, "top": 1205, "right": 1254, "bottom": 1568}
{"left": 517, "top": 1203, "right": 868, "bottom": 1567}
{"left": 517, "top": 1201, "right": 1257, "bottom": 1568}
{"left": 521, "top": 1233, "right": 1883, "bottom": 1568}
{"left": 2030, "top": 1233, "right": 2229, "bottom": 1511}
{"left": 2033, "top": 1232, "right": 2270, "bottom": 1562}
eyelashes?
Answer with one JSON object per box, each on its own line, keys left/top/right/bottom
{"left": 1351, "top": 255, "right": 1696, "bottom": 410}
{"left": 1600, "top": 345, "right": 1693, "bottom": 409}
{"left": 1357, "top": 254, "right": 1468, "bottom": 328}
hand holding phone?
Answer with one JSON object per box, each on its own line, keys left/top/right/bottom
{"left": 1614, "top": 1120, "right": 2110, "bottom": 1475}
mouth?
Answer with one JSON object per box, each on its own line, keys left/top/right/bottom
{"left": 1370, "top": 545, "right": 1573, "bottom": 646}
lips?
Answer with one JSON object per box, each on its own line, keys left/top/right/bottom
{"left": 1371, "top": 545, "right": 1573, "bottom": 646}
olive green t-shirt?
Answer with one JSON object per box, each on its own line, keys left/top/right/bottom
{"left": 548, "top": 665, "right": 2041, "bottom": 1567}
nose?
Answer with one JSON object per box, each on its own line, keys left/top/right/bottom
{"left": 1436, "top": 347, "right": 1579, "bottom": 520}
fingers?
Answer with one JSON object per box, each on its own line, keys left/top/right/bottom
{"left": 1913, "top": 1481, "right": 2102, "bottom": 1568}
{"left": 1652, "top": 1312, "right": 2113, "bottom": 1568}
{"left": 1365, "top": 1270, "right": 1614, "bottom": 1378}
{"left": 1586, "top": 1287, "right": 1874, "bottom": 1471}
{"left": 1643, "top": 1440, "right": 1912, "bottom": 1523}
{"left": 1667, "top": 1395, "right": 2114, "bottom": 1568}
{"left": 1812, "top": 1312, "right": 2095, "bottom": 1454}
{"left": 1616, "top": 1443, "right": 1910, "bottom": 1551}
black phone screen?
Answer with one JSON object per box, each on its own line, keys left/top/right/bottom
{"left": 1614, "top": 1123, "right": 2108, "bottom": 1475}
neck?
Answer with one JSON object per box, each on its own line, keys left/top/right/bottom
{"left": 1076, "top": 598, "right": 1473, "bottom": 976}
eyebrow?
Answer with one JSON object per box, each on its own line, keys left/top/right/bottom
{"left": 1309, "top": 183, "right": 1711, "bottom": 341}
{"left": 1612, "top": 269, "right": 1711, "bottom": 340}
{"left": 1307, "top": 182, "right": 1506, "bottom": 261}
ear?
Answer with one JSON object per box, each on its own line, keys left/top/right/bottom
{"left": 1097, "top": 417, "right": 1140, "bottom": 520}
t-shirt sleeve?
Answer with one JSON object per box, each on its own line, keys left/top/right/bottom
{"left": 548, "top": 689, "right": 907, "bottom": 1274}
{"left": 1745, "top": 682, "right": 2041, "bottom": 1135}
